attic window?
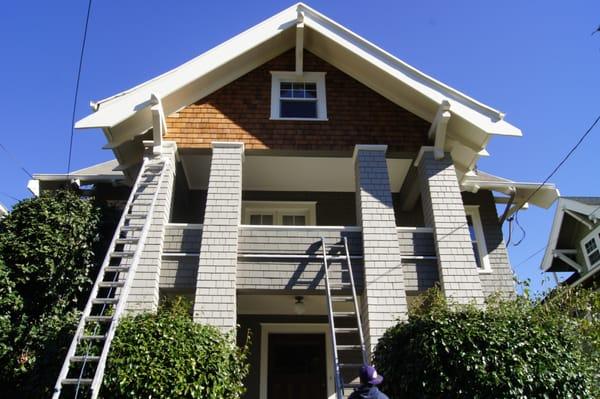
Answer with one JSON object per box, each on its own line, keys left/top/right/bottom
{"left": 581, "top": 225, "right": 600, "bottom": 270}
{"left": 270, "top": 72, "right": 327, "bottom": 120}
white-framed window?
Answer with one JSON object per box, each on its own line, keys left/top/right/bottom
{"left": 581, "top": 225, "right": 600, "bottom": 270}
{"left": 242, "top": 201, "right": 317, "bottom": 226}
{"left": 270, "top": 71, "right": 327, "bottom": 120}
{"left": 464, "top": 206, "right": 492, "bottom": 272}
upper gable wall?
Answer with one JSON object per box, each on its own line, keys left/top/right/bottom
{"left": 165, "top": 50, "right": 429, "bottom": 152}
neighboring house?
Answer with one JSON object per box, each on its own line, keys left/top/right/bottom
{"left": 542, "top": 197, "right": 600, "bottom": 289}
{"left": 41, "top": 4, "right": 559, "bottom": 399}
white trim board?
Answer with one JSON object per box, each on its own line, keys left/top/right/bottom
{"left": 259, "top": 323, "right": 335, "bottom": 399}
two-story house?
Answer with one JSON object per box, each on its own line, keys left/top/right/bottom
{"left": 40, "top": 4, "right": 559, "bottom": 399}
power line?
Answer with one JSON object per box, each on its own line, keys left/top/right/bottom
{"left": 0, "top": 142, "right": 33, "bottom": 179}
{"left": 67, "top": 0, "right": 93, "bottom": 176}
{"left": 514, "top": 246, "right": 546, "bottom": 268}
{"left": 510, "top": 113, "right": 600, "bottom": 246}
{"left": 0, "top": 191, "right": 20, "bottom": 203}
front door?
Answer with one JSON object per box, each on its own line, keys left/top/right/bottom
{"left": 267, "top": 333, "right": 327, "bottom": 398}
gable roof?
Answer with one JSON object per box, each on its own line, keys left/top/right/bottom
{"left": 75, "top": 3, "right": 521, "bottom": 172}
{"left": 541, "top": 196, "right": 600, "bottom": 272}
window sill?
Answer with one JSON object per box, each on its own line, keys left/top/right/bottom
{"left": 269, "top": 117, "right": 329, "bottom": 122}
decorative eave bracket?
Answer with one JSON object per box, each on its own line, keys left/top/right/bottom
{"left": 295, "top": 8, "right": 305, "bottom": 76}
{"left": 427, "top": 100, "right": 451, "bottom": 160}
{"left": 553, "top": 249, "right": 584, "bottom": 273}
{"left": 563, "top": 208, "right": 594, "bottom": 230}
{"left": 150, "top": 93, "right": 168, "bottom": 154}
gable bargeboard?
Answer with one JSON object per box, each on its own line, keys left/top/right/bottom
{"left": 165, "top": 50, "right": 430, "bottom": 151}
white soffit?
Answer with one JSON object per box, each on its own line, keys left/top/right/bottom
{"left": 75, "top": 3, "right": 520, "bottom": 148}
{"left": 181, "top": 155, "right": 411, "bottom": 192}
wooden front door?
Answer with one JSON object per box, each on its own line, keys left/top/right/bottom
{"left": 267, "top": 333, "right": 327, "bottom": 398}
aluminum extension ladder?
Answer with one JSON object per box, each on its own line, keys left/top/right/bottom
{"left": 321, "top": 236, "right": 368, "bottom": 399}
{"left": 53, "top": 158, "right": 166, "bottom": 399}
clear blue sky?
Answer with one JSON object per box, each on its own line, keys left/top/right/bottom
{"left": 1, "top": 1, "right": 599, "bottom": 294}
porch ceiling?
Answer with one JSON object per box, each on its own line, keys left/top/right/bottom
{"left": 181, "top": 154, "right": 412, "bottom": 191}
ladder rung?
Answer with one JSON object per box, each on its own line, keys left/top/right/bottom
{"left": 98, "top": 281, "right": 124, "bottom": 288}
{"left": 137, "top": 181, "right": 158, "bottom": 186}
{"left": 331, "top": 296, "right": 353, "bottom": 302}
{"left": 105, "top": 266, "right": 130, "bottom": 273}
{"left": 335, "top": 327, "right": 359, "bottom": 333}
{"left": 120, "top": 225, "right": 143, "bottom": 231}
{"left": 340, "top": 362, "right": 363, "bottom": 368}
{"left": 333, "top": 312, "right": 355, "bottom": 317}
{"left": 328, "top": 283, "right": 351, "bottom": 289}
{"left": 80, "top": 335, "right": 106, "bottom": 341}
{"left": 124, "top": 213, "right": 147, "bottom": 219}
{"left": 70, "top": 355, "right": 100, "bottom": 362}
{"left": 92, "top": 298, "right": 119, "bottom": 304}
{"left": 115, "top": 238, "right": 138, "bottom": 244}
{"left": 62, "top": 378, "right": 93, "bottom": 385}
{"left": 110, "top": 251, "right": 134, "bottom": 258}
{"left": 337, "top": 345, "right": 362, "bottom": 350}
{"left": 344, "top": 383, "right": 361, "bottom": 388}
{"left": 86, "top": 316, "right": 113, "bottom": 323}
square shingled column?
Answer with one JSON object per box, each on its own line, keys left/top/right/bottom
{"left": 354, "top": 144, "right": 408, "bottom": 353}
{"left": 193, "top": 142, "right": 244, "bottom": 332}
{"left": 416, "top": 148, "right": 484, "bottom": 305}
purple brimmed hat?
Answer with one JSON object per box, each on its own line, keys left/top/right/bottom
{"left": 359, "top": 364, "right": 383, "bottom": 385}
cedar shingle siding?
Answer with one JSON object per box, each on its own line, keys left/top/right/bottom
{"left": 165, "top": 50, "right": 429, "bottom": 151}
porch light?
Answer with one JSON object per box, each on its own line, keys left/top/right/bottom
{"left": 294, "top": 296, "right": 305, "bottom": 315}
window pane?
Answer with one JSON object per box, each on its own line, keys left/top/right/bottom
{"left": 466, "top": 215, "right": 477, "bottom": 241}
{"left": 585, "top": 238, "right": 597, "bottom": 254}
{"left": 250, "top": 214, "right": 261, "bottom": 225}
{"left": 280, "top": 100, "right": 317, "bottom": 118}
{"left": 282, "top": 215, "right": 294, "bottom": 225}
{"left": 305, "top": 83, "right": 316, "bottom": 90}
{"left": 305, "top": 89, "right": 317, "bottom": 99}
{"left": 280, "top": 82, "right": 292, "bottom": 90}
{"left": 280, "top": 89, "right": 293, "bottom": 98}
{"left": 294, "top": 215, "right": 306, "bottom": 226}
{"left": 472, "top": 243, "right": 482, "bottom": 268}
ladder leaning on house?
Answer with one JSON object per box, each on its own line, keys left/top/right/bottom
{"left": 53, "top": 158, "right": 167, "bottom": 399}
{"left": 321, "top": 236, "right": 368, "bottom": 399}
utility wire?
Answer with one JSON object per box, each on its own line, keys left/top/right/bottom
{"left": 67, "top": 0, "right": 93, "bottom": 176}
{"left": 0, "top": 142, "right": 33, "bottom": 179}
{"left": 514, "top": 246, "right": 547, "bottom": 268}
{"left": 510, "top": 113, "right": 600, "bottom": 246}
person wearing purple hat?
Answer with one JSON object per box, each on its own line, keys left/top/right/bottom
{"left": 348, "top": 364, "right": 390, "bottom": 399}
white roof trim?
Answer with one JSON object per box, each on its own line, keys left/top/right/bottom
{"left": 75, "top": 2, "right": 520, "bottom": 141}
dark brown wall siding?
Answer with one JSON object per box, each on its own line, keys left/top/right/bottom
{"left": 165, "top": 50, "right": 429, "bottom": 151}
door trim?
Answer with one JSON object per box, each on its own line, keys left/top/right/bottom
{"left": 259, "top": 323, "right": 334, "bottom": 399}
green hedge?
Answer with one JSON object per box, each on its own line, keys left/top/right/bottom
{"left": 102, "top": 298, "right": 250, "bottom": 399}
{"left": 373, "top": 287, "right": 598, "bottom": 398}
{"left": 0, "top": 190, "right": 100, "bottom": 398}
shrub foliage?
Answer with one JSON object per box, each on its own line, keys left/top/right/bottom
{"left": 0, "top": 190, "right": 100, "bottom": 398}
{"left": 102, "top": 298, "right": 250, "bottom": 399}
{"left": 373, "top": 287, "right": 599, "bottom": 398}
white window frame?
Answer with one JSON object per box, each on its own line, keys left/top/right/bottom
{"left": 580, "top": 224, "right": 600, "bottom": 270}
{"left": 464, "top": 206, "right": 492, "bottom": 273}
{"left": 242, "top": 201, "right": 317, "bottom": 226}
{"left": 270, "top": 71, "right": 327, "bottom": 121}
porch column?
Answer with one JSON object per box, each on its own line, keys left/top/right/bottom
{"left": 126, "top": 140, "right": 178, "bottom": 313}
{"left": 193, "top": 142, "right": 244, "bottom": 332}
{"left": 353, "top": 144, "right": 408, "bottom": 353}
{"left": 416, "top": 147, "right": 484, "bottom": 305}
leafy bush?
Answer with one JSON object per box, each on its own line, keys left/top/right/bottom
{"left": 0, "top": 190, "right": 100, "bottom": 398}
{"left": 373, "top": 287, "right": 599, "bottom": 398}
{"left": 102, "top": 298, "right": 250, "bottom": 399}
